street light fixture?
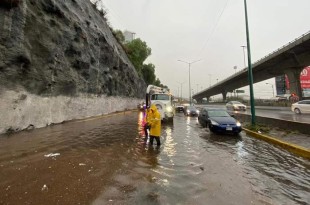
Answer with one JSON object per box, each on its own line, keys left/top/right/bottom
{"left": 178, "top": 59, "right": 202, "bottom": 105}
{"left": 266, "top": 83, "right": 274, "bottom": 97}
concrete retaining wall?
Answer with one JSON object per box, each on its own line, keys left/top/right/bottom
{"left": 0, "top": 88, "right": 142, "bottom": 134}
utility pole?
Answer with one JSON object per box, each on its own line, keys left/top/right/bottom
{"left": 208, "top": 74, "right": 212, "bottom": 87}
{"left": 178, "top": 60, "right": 202, "bottom": 105}
{"left": 241, "top": 45, "right": 247, "bottom": 68}
{"left": 177, "top": 81, "right": 186, "bottom": 103}
{"left": 244, "top": 0, "right": 256, "bottom": 125}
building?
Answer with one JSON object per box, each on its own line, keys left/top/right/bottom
{"left": 123, "top": 30, "right": 135, "bottom": 43}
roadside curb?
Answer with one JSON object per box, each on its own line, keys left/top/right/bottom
{"left": 242, "top": 128, "right": 310, "bottom": 159}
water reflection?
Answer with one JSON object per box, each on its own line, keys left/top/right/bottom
{"left": 137, "top": 111, "right": 146, "bottom": 138}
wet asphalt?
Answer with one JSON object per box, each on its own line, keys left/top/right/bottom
{"left": 0, "top": 111, "right": 309, "bottom": 205}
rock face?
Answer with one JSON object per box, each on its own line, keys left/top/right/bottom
{"left": 0, "top": 0, "right": 146, "bottom": 134}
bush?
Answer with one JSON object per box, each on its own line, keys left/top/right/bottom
{"left": 244, "top": 123, "right": 271, "bottom": 133}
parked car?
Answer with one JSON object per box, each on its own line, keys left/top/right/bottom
{"left": 198, "top": 108, "right": 242, "bottom": 134}
{"left": 175, "top": 105, "right": 184, "bottom": 113}
{"left": 226, "top": 101, "right": 247, "bottom": 111}
{"left": 184, "top": 106, "right": 200, "bottom": 116}
{"left": 291, "top": 100, "right": 310, "bottom": 114}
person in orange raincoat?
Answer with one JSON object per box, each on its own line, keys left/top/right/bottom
{"left": 148, "top": 104, "right": 161, "bottom": 146}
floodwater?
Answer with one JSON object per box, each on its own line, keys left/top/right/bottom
{"left": 0, "top": 111, "right": 309, "bottom": 205}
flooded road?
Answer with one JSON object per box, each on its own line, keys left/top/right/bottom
{"left": 0, "top": 111, "right": 309, "bottom": 205}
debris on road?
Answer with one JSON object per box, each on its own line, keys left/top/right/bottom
{"left": 44, "top": 153, "right": 60, "bottom": 158}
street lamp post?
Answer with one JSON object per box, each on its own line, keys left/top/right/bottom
{"left": 241, "top": 45, "right": 247, "bottom": 68}
{"left": 243, "top": 0, "right": 256, "bottom": 125}
{"left": 178, "top": 59, "right": 202, "bottom": 105}
{"left": 266, "top": 83, "right": 274, "bottom": 97}
{"left": 177, "top": 81, "right": 186, "bottom": 102}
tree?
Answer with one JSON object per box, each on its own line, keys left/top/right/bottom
{"left": 154, "top": 78, "right": 161, "bottom": 87}
{"left": 111, "top": 30, "right": 169, "bottom": 90}
{"left": 124, "top": 38, "right": 151, "bottom": 74}
{"left": 141, "top": 63, "right": 156, "bottom": 85}
{"left": 112, "top": 29, "right": 125, "bottom": 44}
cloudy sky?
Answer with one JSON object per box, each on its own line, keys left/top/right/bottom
{"left": 102, "top": 0, "right": 309, "bottom": 99}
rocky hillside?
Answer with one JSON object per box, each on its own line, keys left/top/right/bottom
{"left": 0, "top": 0, "right": 146, "bottom": 134}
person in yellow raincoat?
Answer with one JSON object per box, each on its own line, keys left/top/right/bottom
{"left": 148, "top": 104, "right": 161, "bottom": 146}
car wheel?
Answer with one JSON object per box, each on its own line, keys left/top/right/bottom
{"left": 209, "top": 127, "right": 215, "bottom": 133}
{"left": 208, "top": 124, "right": 215, "bottom": 133}
{"left": 294, "top": 108, "right": 301, "bottom": 114}
{"left": 201, "top": 122, "right": 206, "bottom": 128}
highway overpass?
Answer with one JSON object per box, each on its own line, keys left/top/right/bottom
{"left": 193, "top": 31, "right": 310, "bottom": 102}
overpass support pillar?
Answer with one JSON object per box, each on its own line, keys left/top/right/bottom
{"left": 285, "top": 67, "right": 303, "bottom": 99}
{"left": 222, "top": 92, "right": 227, "bottom": 102}
{"left": 206, "top": 97, "right": 210, "bottom": 103}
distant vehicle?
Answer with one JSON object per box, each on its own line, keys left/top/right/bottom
{"left": 269, "top": 96, "right": 285, "bottom": 102}
{"left": 184, "top": 106, "right": 199, "bottom": 116}
{"left": 291, "top": 100, "right": 310, "bottom": 114}
{"left": 276, "top": 94, "right": 291, "bottom": 101}
{"left": 175, "top": 105, "right": 184, "bottom": 113}
{"left": 226, "top": 101, "right": 247, "bottom": 111}
{"left": 198, "top": 108, "right": 242, "bottom": 135}
{"left": 145, "top": 85, "right": 175, "bottom": 122}
{"left": 137, "top": 102, "right": 146, "bottom": 111}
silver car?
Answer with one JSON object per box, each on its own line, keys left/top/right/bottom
{"left": 291, "top": 100, "right": 310, "bottom": 114}
{"left": 226, "top": 101, "right": 247, "bottom": 111}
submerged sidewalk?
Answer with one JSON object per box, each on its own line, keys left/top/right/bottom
{"left": 243, "top": 127, "right": 310, "bottom": 159}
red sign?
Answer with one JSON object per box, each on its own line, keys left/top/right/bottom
{"left": 285, "top": 66, "right": 310, "bottom": 89}
{"left": 300, "top": 66, "right": 310, "bottom": 88}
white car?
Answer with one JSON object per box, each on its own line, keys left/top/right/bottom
{"left": 226, "top": 101, "right": 247, "bottom": 111}
{"left": 291, "top": 100, "right": 310, "bottom": 114}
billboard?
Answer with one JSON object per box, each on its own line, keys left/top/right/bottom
{"left": 282, "top": 66, "right": 310, "bottom": 97}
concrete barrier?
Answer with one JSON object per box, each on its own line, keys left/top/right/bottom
{"left": 235, "top": 113, "right": 310, "bottom": 135}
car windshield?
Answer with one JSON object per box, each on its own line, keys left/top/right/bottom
{"left": 151, "top": 94, "right": 170, "bottom": 100}
{"left": 232, "top": 101, "right": 242, "bottom": 104}
{"left": 208, "top": 110, "right": 230, "bottom": 117}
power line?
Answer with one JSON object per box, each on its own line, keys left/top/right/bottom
{"left": 197, "top": 0, "right": 230, "bottom": 58}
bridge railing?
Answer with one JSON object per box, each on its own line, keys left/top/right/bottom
{"left": 253, "top": 30, "right": 310, "bottom": 67}
{"left": 195, "top": 31, "right": 310, "bottom": 97}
